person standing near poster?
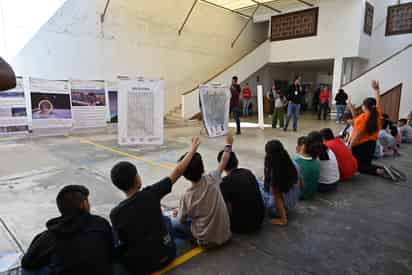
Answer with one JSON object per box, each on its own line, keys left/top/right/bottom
{"left": 241, "top": 83, "right": 252, "bottom": 117}
{"left": 0, "top": 57, "right": 16, "bottom": 91}
{"left": 230, "top": 76, "right": 241, "bottom": 135}
{"left": 284, "top": 76, "right": 304, "bottom": 132}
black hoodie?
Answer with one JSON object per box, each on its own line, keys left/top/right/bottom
{"left": 21, "top": 213, "right": 114, "bottom": 275}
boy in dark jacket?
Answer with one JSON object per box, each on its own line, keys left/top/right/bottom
{"left": 21, "top": 185, "right": 114, "bottom": 275}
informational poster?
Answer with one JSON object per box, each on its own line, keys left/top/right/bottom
{"left": 0, "top": 77, "right": 29, "bottom": 135}
{"left": 118, "top": 77, "right": 164, "bottom": 145}
{"left": 70, "top": 80, "right": 107, "bottom": 129}
{"left": 107, "top": 82, "right": 118, "bottom": 123}
{"left": 30, "top": 78, "right": 72, "bottom": 130}
{"left": 199, "top": 84, "right": 230, "bottom": 138}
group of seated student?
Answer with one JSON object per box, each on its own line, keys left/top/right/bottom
{"left": 20, "top": 80, "right": 407, "bottom": 275}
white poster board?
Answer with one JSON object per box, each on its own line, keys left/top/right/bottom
{"left": 0, "top": 77, "right": 29, "bottom": 135}
{"left": 70, "top": 80, "right": 107, "bottom": 129}
{"left": 199, "top": 84, "right": 230, "bottom": 138}
{"left": 117, "top": 77, "right": 164, "bottom": 145}
{"left": 29, "top": 78, "right": 72, "bottom": 131}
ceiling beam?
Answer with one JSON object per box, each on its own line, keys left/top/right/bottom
{"left": 231, "top": 5, "right": 260, "bottom": 48}
{"left": 100, "top": 0, "right": 111, "bottom": 23}
{"left": 200, "top": 0, "right": 252, "bottom": 19}
{"left": 251, "top": 0, "right": 282, "bottom": 13}
{"left": 178, "top": 0, "right": 198, "bottom": 35}
{"left": 296, "top": 0, "right": 314, "bottom": 7}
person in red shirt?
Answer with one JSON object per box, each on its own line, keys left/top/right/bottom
{"left": 242, "top": 83, "right": 252, "bottom": 116}
{"left": 320, "top": 128, "right": 358, "bottom": 181}
{"left": 318, "top": 87, "right": 330, "bottom": 120}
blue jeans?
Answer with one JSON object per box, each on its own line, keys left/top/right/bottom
{"left": 242, "top": 99, "right": 251, "bottom": 116}
{"left": 231, "top": 107, "right": 241, "bottom": 133}
{"left": 336, "top": 104, "right": 346, "bottom": 122}
{"left": 22, "top": 267, "right": 50, "bottom": 275}
{"left": 284, "top": 103, "right": 301, "bottom": 130}
{"left": 171, "top": 217, "right": 192, "bottom": 240}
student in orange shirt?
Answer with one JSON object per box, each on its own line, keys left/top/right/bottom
{"left": 348, "top": 80, "right": 384, "bottom": 176}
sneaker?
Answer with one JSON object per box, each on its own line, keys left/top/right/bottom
{"left": 236, "top": 131, "right": 241, "bottom": 135}
{"left": 283, "top": 128, "right": 287, "bottom": 132}
{"left": 389, "top": 166, "right": 407, "bottom": 182}
{"left": 382, "top": 165, "right": 398, "bottom": 182}
{"left": 293, "top": 128, "right": 297, "bottom": 132}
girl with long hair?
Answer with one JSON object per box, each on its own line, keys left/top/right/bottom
{"left": 263, "top": 140, "right": 300, "bottom": 225}
{"left": 348, "top": 80, "right": 384, "bottom": 176}
{"left": 307, "top": 131, "right": 340, "bottom": 192}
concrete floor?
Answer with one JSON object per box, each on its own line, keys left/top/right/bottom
{"left": 1, "top": 115, "right": 412, "bottom": 274}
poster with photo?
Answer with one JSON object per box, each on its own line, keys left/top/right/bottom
{"left": 0, "top": 77, "right": 29, "bottom": 135}
{"left": 30, "top": 78, "right": 73, "bottom": 130}
{"left": 107, "top": 81, "right": 118, "bottom": 123}
{"left": 117, "top": 77, "right": 164, "bottom": 145}
{"left": 71, "top": 80, "right": 107, "bottom": 129}
{"left": 199, "top": 84, "right": 230, "bottom": 138}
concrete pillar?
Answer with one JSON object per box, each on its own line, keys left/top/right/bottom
{"left": 332, "top": 58, "right": 343, "bottom": 97}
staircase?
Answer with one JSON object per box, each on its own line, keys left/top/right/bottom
{"left": 164, "top": 105, "right": 201, "bottom": 128}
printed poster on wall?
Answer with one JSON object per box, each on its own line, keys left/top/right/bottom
{"left": 30, "top": 78, "right": 72, "bottom": 130}
{"left": 70, "top": 80, "right": 107, "bottom": 129}
{"left": 107, "top": 81, "right": 118, "bottom": 123}
{"left": 117, "top": 77, "right": 164, "bottom": 145}
{"left": 0, "top": 77, "right": 29, "bottom": 135}
{"left": 199, "top": 84, "right": 230, "bottom": 138}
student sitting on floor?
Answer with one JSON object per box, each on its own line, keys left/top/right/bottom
{"left": 260, "top": 140, "right": 301, "bottom": 225}
{"left": 339, "top": 112, "right": 354, "bottom": 145}
{"left": 308, "top": 131, "right": 340, "bottom": 192}
{"left": 320, "top": 128, "right": 358, "bottom": 181}
{"left": 21, "top": 185, "right": 114, "bottom": 275}
{"left": 294, "top": 136, "right": 320, "bottom": 200}
{"left": 172, "top": 134, "right": 232, "bottom": 249}
{"left": 399, "top": 118, "right": 412, "bottom": 143}
{"left": 217, "top": 150, "right": 265, "bottom": 233}
{"left": 378, "top": 119, "right": 399, "bottom": 156}
{"left": 109, "top": 137, "right": 201, "bottom": 275}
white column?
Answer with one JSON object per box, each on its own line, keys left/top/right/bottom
{"left": 332, "top": 58, "right": 343, "bottom": 97}
{"left": 257, "top": 85, "right": 264, "bottom": 129}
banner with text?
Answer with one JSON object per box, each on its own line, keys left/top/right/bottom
{"left": 118, "top": 77, "right": 164, "bottom": 145}
{"left": 30, "top": 78, "right": 73, "bottom": 130}
{"left": 71, "top": 80, "right": 107, "bottom": 129}
{"left": 0, "top": 77, "right": 29, "bottom": 135}
{"left": 199, "top": 84, "right": 230, "bottom": 138}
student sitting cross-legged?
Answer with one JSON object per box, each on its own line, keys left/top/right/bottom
{"left": 217, "top": 150, "right": 265, "bottom": 233}
{"left": 307, "top": 131, "right": 340, "bottom": 193}
{"left": 21, "top": 185, "right": 114, "bottom": 275}
{"left": 171, "top": 134, "right": 233, "bottom": 248}
{"left": 320, "top": 128, "right": 358, "bottom": 181}
{"left": 261, "top": 140, "right": 301, "bottom": 226}
{"left": 294, "top": 136, "right": 320, "bottom": 200}
{"left": 109, "top": 137, "right": 201, "bottom": 275}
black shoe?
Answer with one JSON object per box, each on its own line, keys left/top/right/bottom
{"left": 236, "top": 131, "right": 241, "bottom": 135}
{"left": 293, "top": 128, "right": 297, "bottom": 132}
{"left": 283, "top": 128, "right": 287, "bottom": 132}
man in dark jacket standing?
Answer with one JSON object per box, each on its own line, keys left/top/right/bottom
{"left": 284, "top": 76, "right": 304, "bottom": 132}
{"left": 21, "top": 185, "right": 114, "bottom": 275}
{"left": 230, "top": 76, "right": 241, "bottom": 135}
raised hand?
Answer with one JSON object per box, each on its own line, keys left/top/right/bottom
{"left": 190, "top": 136, "right": 201, "bottom": 152}
{"left": 371, "top": 80, "right": 380, "bottom": 91}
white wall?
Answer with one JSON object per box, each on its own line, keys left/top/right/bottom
{"left": 268, "top": 0, "right": 363, "bottom": 63}
{"left": 343, "top": 45, "right": 412, "bottom": 117}
{"left": 5, "top": 0, "right": 267, "bottom": 113}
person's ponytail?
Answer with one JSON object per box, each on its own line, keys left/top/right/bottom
{"left": 363, "top": 97, "right": 379, "bottom": 135}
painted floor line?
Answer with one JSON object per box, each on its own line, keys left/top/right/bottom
{"left": 152, "top": 247, "right": 204, "bottom": 275}
{"left": 72, "top": 136, "right": 205, "bottom": 273}
{"left": 76, "top": 137, "right": 175, "bottom": 171}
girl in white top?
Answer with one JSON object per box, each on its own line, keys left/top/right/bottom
{"left": 307, "top": 131, "right": 340, "bottom": 193}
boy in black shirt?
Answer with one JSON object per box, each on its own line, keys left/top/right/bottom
{"left": 110, "top": 137, "right": 201, "bottom": 275}
{"left": 21, "top": 185, "right": 114, "bottom": 275}
{"left": 218, "top": 151, "right": 264, "bottom": 234}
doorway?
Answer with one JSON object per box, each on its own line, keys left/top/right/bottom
{"left": 380, "top": 84, "right": 402, "bottom": 121}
